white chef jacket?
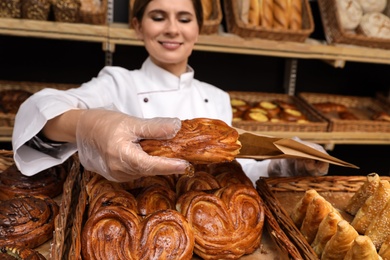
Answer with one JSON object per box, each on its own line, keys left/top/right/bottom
{"left": 12, "top": 57, "right": 269, "bottom": 183}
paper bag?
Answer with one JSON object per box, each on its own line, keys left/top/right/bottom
{"left": 234, "top": 128, "right": 359, "bottom": 169}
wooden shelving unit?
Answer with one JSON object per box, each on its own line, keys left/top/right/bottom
{"left": 1, "top": 18, "right": 390, "bottom": 145}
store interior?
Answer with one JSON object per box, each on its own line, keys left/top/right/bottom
{"left": 0, "top": 0, "right": 389, "bottom": 176}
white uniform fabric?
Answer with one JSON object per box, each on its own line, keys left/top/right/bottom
{"left": 12, "top": 57, "right": 270, "bottom": 180}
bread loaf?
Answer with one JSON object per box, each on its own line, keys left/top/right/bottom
{"left": 336, "top": 0, "right": 363, "bottom": 31}
{"left": 259, "top": 0, "right": 274, "bottom": 28}
{"left": 359, "top": 12, "right": 390, "bottom": 39}
{"left": 273, "top": 0, "right": 302, "bottom": 30}
{"left": 355, "top": 0, "right": 387, "bottom": 13}
{"left": 248, "top": 0, "right": 261, "bottom": 25}
{"left": 201, "top": 0, "right": 213, "bottom": 20}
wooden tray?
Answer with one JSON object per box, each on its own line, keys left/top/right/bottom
{"left": 317, "top": 0, "right": 390, "bottom": 49}
{"left": 223, "top": 0, "right": 314, "bottom": 42}
{"left": 230, "top": 91, "right": 328, "bottom": 132}
{"left": 299, "top": 92, "right": 390, "bottom": 132}
{"left": 256, "top": 175, "right": 390, "bottom": 260}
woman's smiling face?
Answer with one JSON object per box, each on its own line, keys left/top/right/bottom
{"left": 133, "top": 0, "right": 200, "bottom": 76}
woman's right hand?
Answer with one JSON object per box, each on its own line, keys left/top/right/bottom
{"left": 76, "top": 110, "right": 191, "bottom": 182}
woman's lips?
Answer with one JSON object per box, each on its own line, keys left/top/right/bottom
{"left": 160, "top": 41, "right": 182, "bottom": 50}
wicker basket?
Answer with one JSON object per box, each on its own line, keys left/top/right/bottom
{"left": 128, "top": 0, "right": 222, "bottom": 35}
{"left": 317, "top": 0, "right": 390, "bottom": 49}
{"left": 256, "top": 175, "right": 390, "bottom": 259}
{"left": 229, "top": 91, "right": 328, "bottom": 132}
{"left": 79, "top": 0, "right": 107, "bottom": 25}
{"left": 223, "top": 0, "right": 314, "bottom": 42}
{"left": 0, "top": 80, "right": 78, "bottom": 127}
{"left": 299, "top": 92, "right": 390, "bottom": 132}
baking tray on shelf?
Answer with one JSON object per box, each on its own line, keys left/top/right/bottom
{"left": 229, "top": 91, "right": 329, "bottom": 132}
{"left": 298, "top": 92, "right": 390, "bottom": 132}
{"left": 256, "top": 175, "right": 390, "bottom": 260}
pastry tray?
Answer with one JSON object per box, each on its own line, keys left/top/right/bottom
{"left": 299, "top": 92, "right": 390, "bottom": 132}
{"left": 256, "top": 175, "right": 390, "bottom": 259}
{"left": 229, "top": 91, "right": 329, "bottom": 132}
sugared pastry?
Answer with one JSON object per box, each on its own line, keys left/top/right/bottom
{"left": 300, "top": 195, "right": 334, "bottom": 244}
{"left": 343, "top": 235, "right": 380, "bottom": 260}
{"left": 0, "top": 246, "right": 46, "bottom": 260}
{"left": 352, "top": 180, "right": 390, "bottom": 234}
{"left": 176, "top": 184, "right": 264, "bottom": 259}
{"left": 365, "top": 199, "right": 390, "bottom": 250}
{"left": 243, "top": 107, "right": 269, "bottom": 122}
{"left": 291, "top": 189, "right": 319, "bottom": 228}
{"left": 321, "top": 220, "right": 359, "bottom": 260}
{"left": 311, "top": 211, "right": 344, "bottom": 257}
{"left": 0, "top": 195, "right": 59, "bottom": 248}
{"left": 0, "top": 164, "right": 67, "bottom": 200}
{"left": 82, "top": 207, "right": 194, "bottom": 260}
{"left": 345, "top": 173, "right": 380, "bottom": 216}
{"left": 140, "top": 118, "right": 242, "bottom": 164}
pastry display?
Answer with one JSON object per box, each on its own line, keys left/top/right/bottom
{"left": 176, "top": 184, "right": 264, "bottom": 259}
{"left": 0, "top": 163, "right": 67, "bottom": 200}
{"left": 140, "top": 118, "right": 242, "bottom": 164}
{"left": 0, "top": 195, "right": 59, "bottom": 248}
{"left": 0, "top": 245, "right": 46, "bottom": 260}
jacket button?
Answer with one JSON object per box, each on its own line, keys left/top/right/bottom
{"left": 143, "top": 98, "right": 149, "bottom": 103}
{"left": 204, "top": 99, "right": 208, "bottom": 103}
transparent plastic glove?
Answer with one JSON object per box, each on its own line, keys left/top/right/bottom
{"left": 76, "top": 110, "right": 192, "bottom": 182}
{"left": 267, "top": 137, "right": 329, "bottom": 177}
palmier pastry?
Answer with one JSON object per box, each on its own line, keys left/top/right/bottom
{"left": 136, "top": 184, "right": 177, "bottom": 216}
{"left": 140, "top": 118, "right": 241, "bottom": 164}
{"left": 0, "top": 246, "right": 46, "bottom": 260}
{"left": 0, "top": 195, "right": 59, "bottom": 248}
{"left": 351, "top": 180, "right": 390, "bottom": 234}
{"left": 176, "top": 184, "right": 264, "bottom": 259}
{"left": 121, "top": 174, "right": 177, "bottom": 191}
{"left": 176, "top": 171, "right": 220, "bottom": 196}
{"left": 321, "top": 220, "right": 359, "bottom": 260}
{"left": 300, "top": 194, "right": 334, "bottom": 244}
{"left": 0, "top": 164, "right": 67, "bottom": 200}
{"left": 82, "top": 207, "right": 194, "bottom": 260}
{"left": 343, "top": 235, "right": 380, "bottom": 260}
{"left": 311, "top": 211, "right": 344, "bottom": 257}
{"left": 345, "top": 173, "right": 380, "bottom": 216}
{"left": 85, "top": 173, "right": 124, "bottom": 202}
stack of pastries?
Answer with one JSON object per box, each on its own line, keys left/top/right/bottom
{"left": 231, "top": 98, "right": 309, "bottom": 123}
{"left": 290, "top": 173, "right": 390, "bottom": 259}
{"left": 81, "top": 160, "right": 264, "bottom": 260}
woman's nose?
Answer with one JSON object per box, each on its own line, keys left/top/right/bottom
{"left": 165, "top": 19, "right": 179, "bottom": 34}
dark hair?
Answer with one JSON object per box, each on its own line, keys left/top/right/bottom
{"left": 131, "top": 0, "right": 203, "bottom": 31}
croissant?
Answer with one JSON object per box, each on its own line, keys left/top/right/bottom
{"left": 0, "top": 163, "right": 67, "bottom": 200}
{"left": 0, "top": 195, "right": 59, "bottom": 249}
{"left": 365, "top": 199, "right": 390, "bottom": 250}
{"left": 290, "top": 189, "right": 319, "bottom": 228}
{"left": 311, "top": 211, "right": 344, "bottom": 257}
{"left": 300, "top": 194, "right": 333, "bottom": 244}
{"left": 345, "top": 173, "right": 380, "bottom": 216}
{"left": 352, "top": 180, "right": 390, "bottom": 234}
{"left": 0, "top": 245, "right": 46, "bottom": 260}
{"left": 82, "top": 207, "right": 194, "bottom": 260}
{"left": 140, "top": 118, "right": 242, "bottom": 164}
{"left": 176, "top": 184, "right": 264, "bottom": 259}
{"left": 344, "top": 235, "right": 381, "bottom": 260}
{"left": 321, "top": 220, "right": 359, "bottom": 260}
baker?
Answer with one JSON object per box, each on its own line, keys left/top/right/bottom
{"left": 12, "top": 0, "right": 329, "bottom": 183}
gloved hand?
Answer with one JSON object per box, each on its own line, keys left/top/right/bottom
{"left": 76, "top": 109, "right": 192, "bottom": 182}
{"left": 267, "top": 137, "right": 329, "bottom": 177}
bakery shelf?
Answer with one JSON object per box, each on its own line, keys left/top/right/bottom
{"left": 2, "top": 18, "right": 390, "bottom": 64}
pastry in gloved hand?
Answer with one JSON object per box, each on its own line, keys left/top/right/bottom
{"left": 76, "top": 110, "right": 192, "bottom": 182}
{"left": 267, "top": 136, "right": 329, "bottom": 177}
